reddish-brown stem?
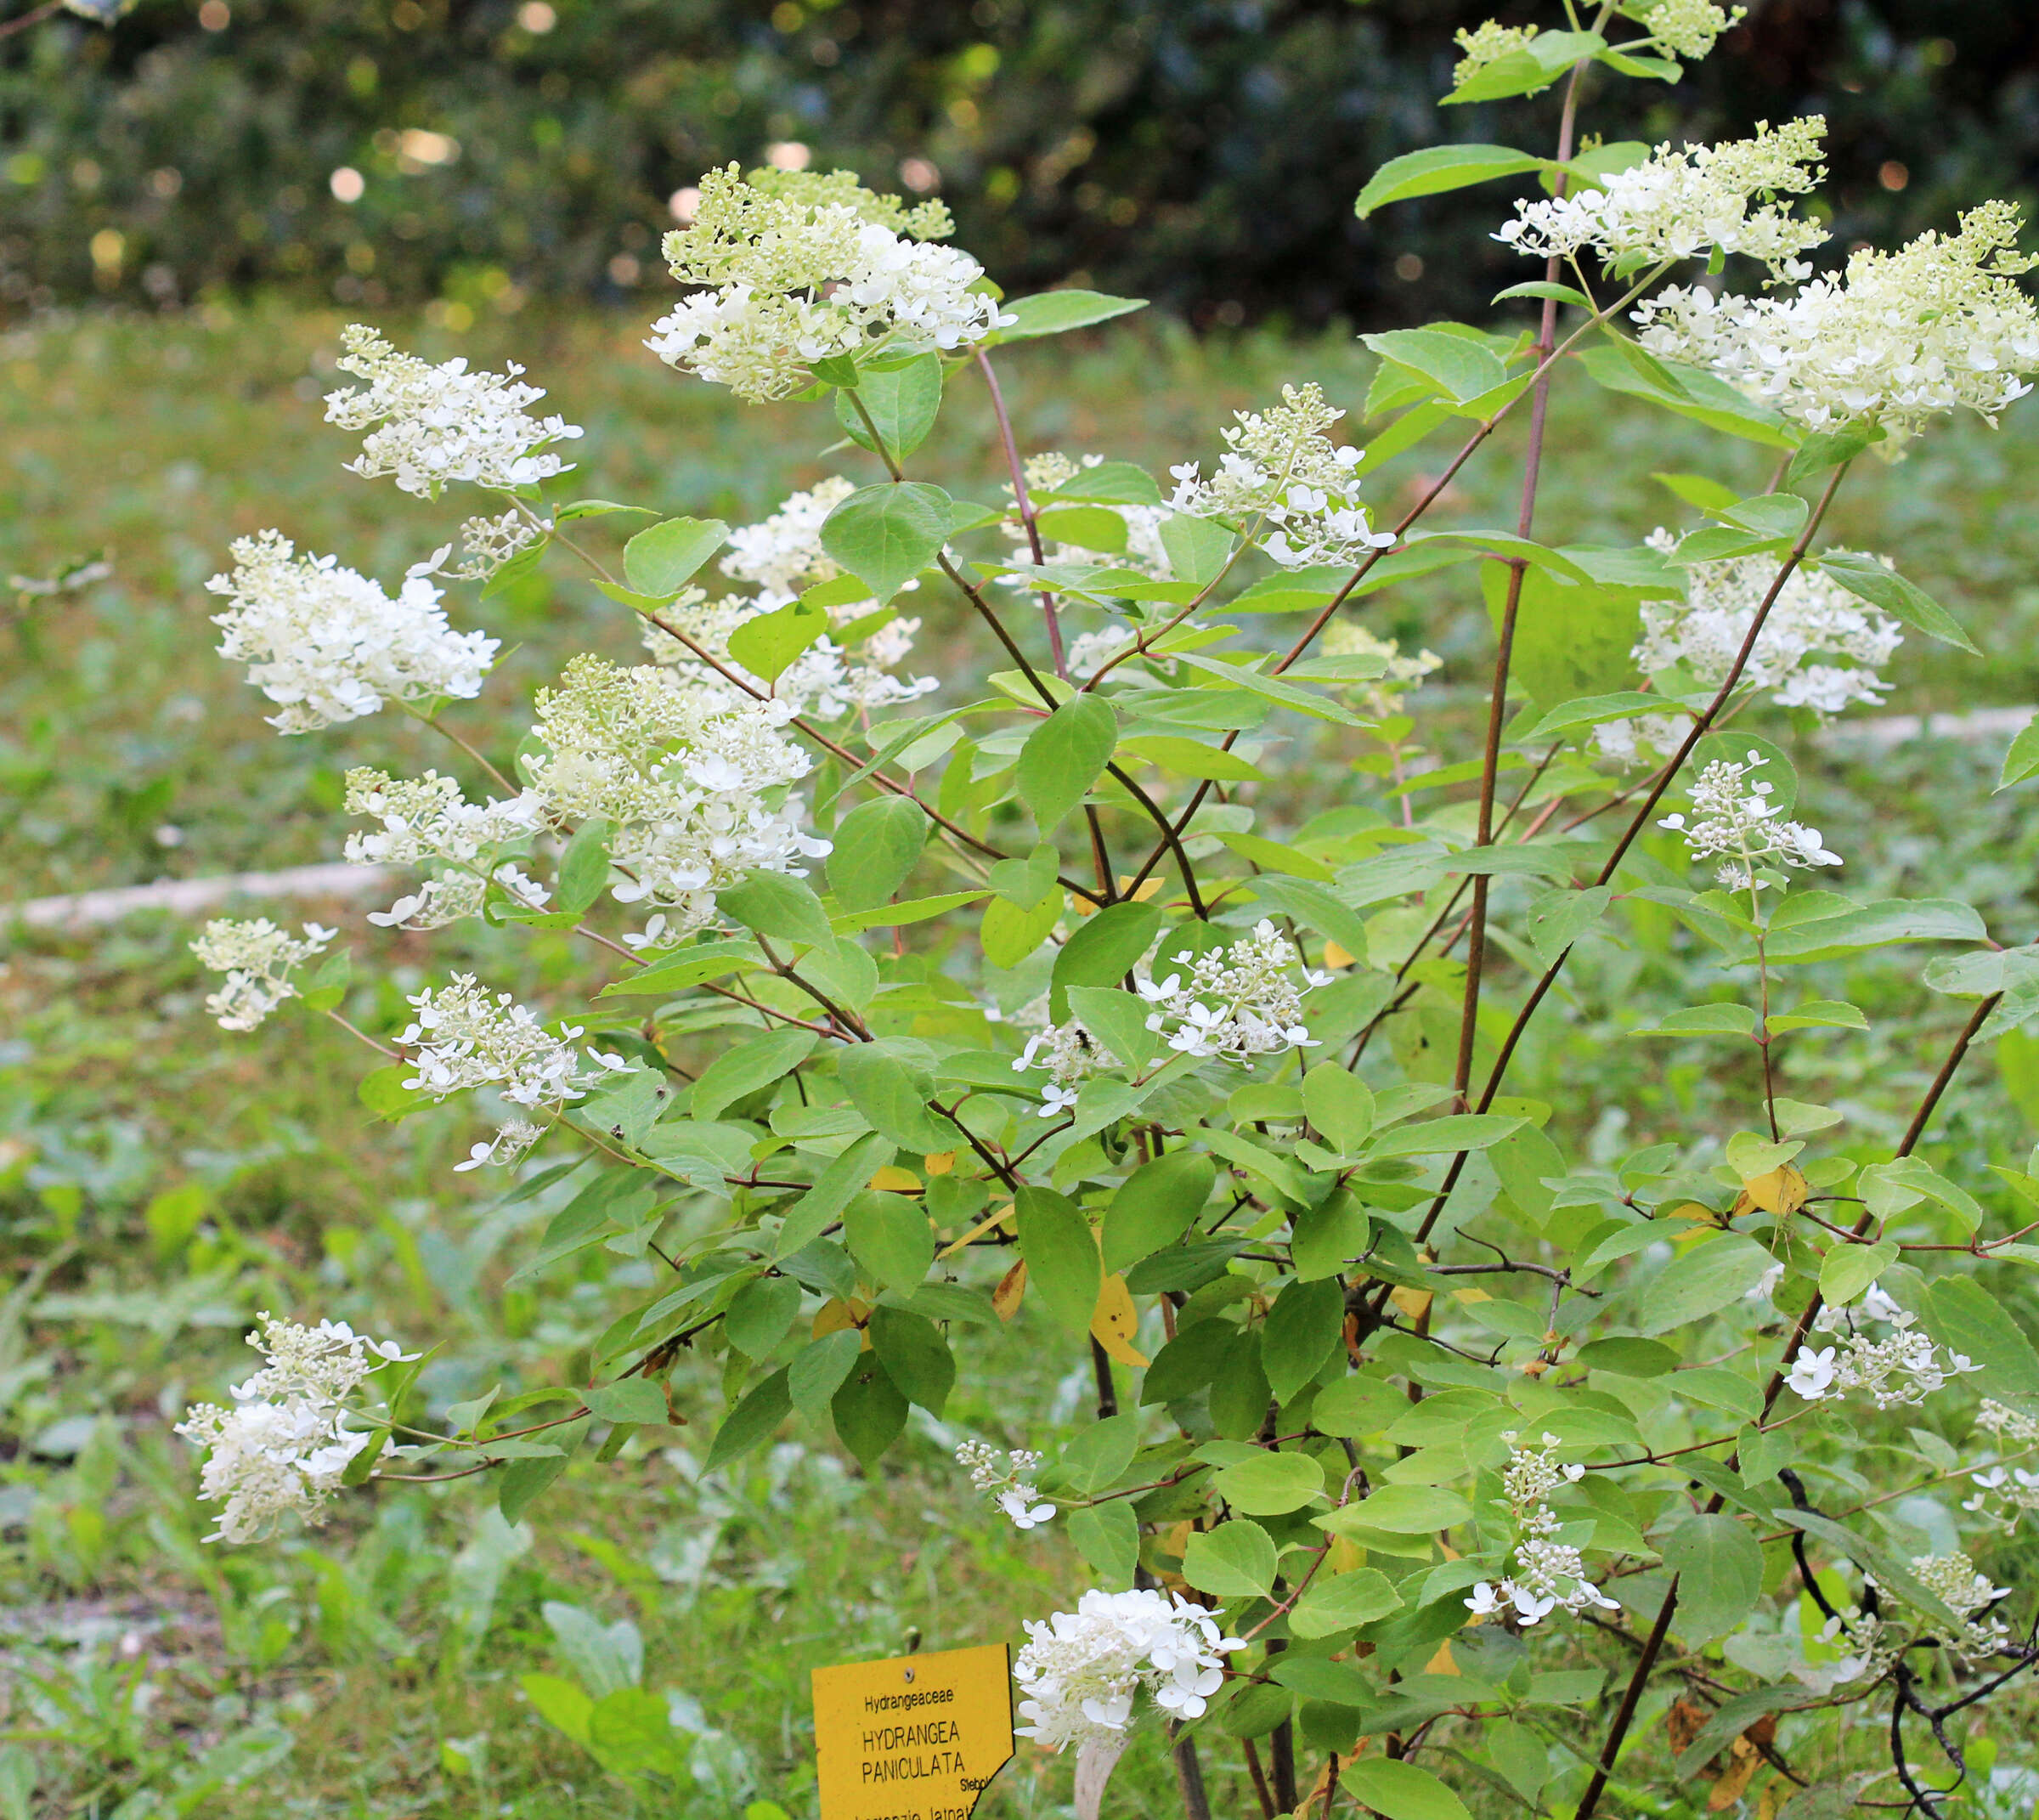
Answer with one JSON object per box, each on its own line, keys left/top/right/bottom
{"left": 974, "top": 346, "right": 1068, "bottom": 678}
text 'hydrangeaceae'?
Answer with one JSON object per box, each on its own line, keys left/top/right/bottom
{"left": 175, "top": 1314, "right": 415, "bottom": 1544}
{"left": 647, "top": 165, "right": 1009, "bottom": 401}
{"left": 207, "top": 531, "right": 500, "bottom": 734}
{"left": 1634, "top": 201, "right": 2039, "bottom": 444}
{"left": 524, "top": 655, "right": 831, "bottom": 935}
{"left": 189, "top": 917, "right": 335, "bottom": 1032}
{"left": 1013, "top": 1588, "right": 1242, "bottom": 1751}
{"left": 324, "top": 323, "right": 584, "bottom": 496}
{"left": 1498, "top": 118, "right": 1827, "bottom": 280}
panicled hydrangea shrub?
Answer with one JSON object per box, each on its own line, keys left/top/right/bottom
{"left": 184, "top": 90, "right": 2039, "bottom": 1820}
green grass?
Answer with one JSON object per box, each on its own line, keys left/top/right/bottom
{"left": 8, "top": 300, "right": 2039, "bottom": 1817}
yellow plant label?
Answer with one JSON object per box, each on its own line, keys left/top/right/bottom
{"left": 812, "top": 1643, "right": 1014, "bottom": 1820}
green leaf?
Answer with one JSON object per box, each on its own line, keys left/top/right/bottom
{"left": 1341, "top": 1758, "right": 1474, "bottom": 1820}
{"left": 1661, "top": 1512, "right": 1765, "bottom": 1642}
{"left": 718, "top": 872, "right": 834, "bottom": 950}
{"left": 519, "top": 1672, "right": 594, "bottom": 1747}
{"left": 866, "top": 1304, "right": 953, "bottom": 1413}
{"left": 831, "top": 1356, "right": 909, "bottom": 1465}
{"left": 556, "top": 498, "right": 657, "bottom": 523}
{"left": 788, "top": 1328, "right": 863, "bottom": 1419}
{"left": 833, "top": 1047, "right": 952, "bottom": 1152}
{"left": 1042, "top": 459, "right": 1163, "bottom": 506}
{"left": 774, "top": 1132, "right": 895, "bottom": 1259}
{"left": 1101, "top": 1151, "right": 1215, "bottom": 1273}
{"left": 1015, "top": 1185, "right": 1101, "bottom": 1333}
{"left": 1289, "top": 1568, "right": 1405, "bottom": 1639}
{"left": 1019, "top": 693, "right": 1117, "bottom": 831}
{"left": 692, "top": 1027, "right": 818, "bottom": 1121}
{"left": 1767, "top": 999, "right": 1869, "bottom": 1033}
{"left": 1361, "top": 327, "right": 1507, "bottom": 405}
{"left": 833, "top": 353, "right": 943, "bottom": 461}
{"left": 551, "top": 817, "right": 614, "bottom": 916}
{"left": 981, "top": 891, "right": 1063, "bottom": 969}
{"left": 584, "top": 1378, "right": 669, "bottom": 1427}
{"left": 358, "top": 1062, "right": 429, "bottom": 1122}
{"left": 586, "top": 1687, "right": 686, "bottom": 1778}
{"left": 1262, "top": 1277, "right": 1347, "bottom": 1404}
{"left": 1526, "top": 885, "right": 1613, "bottom": 969}
{"left": 599, "top": 937, "right": 760, "bottom": 998}
{"left": 1628, "top": 1003, "right": 1758, "bottom": 1038}
{"left": 1212, "top": 1450, "right": 1326, "bottom": 1516}
{"left": 833, "top": 889, "right": 986, "bottom": 933}
{"left": 1481, "top": 564, "right": 1642, "bottom": 709}
{"left": 1053, "top": 1411, "right": 1144, "bottom": 1495}
{"left": 827, "top": 796, "right": 927, "bottom": 912}
{"left": 1786, "top": 427, "right": 1874, "bottom": 487}
{"left": 300, "top": 947, "right": 352, "bottom": 1014}
{"left": 1251, "top": 875, "right": 1375, "bottom": 970}
{"left": 1653, "top": 471, "right": 1741, "bottom": 512}
{"left": 1761, "top": 898, "right": 1987, "bottom": 965}
{"left": 1292, "top": 1191, "right": 1370, "bottom": 1282}
{"left": 1818, "top": 1240, "right": 1900, "bottom": 1309}
{"left": 1575, "top": 1337, "right": 1680, "bottom": 1377}
{"left": 1640, "top": 1234, "right": 1776, "bottom": 1335}
{"left": 1118, "top": 734, "right": 1266, "bottom": 782}
{"left": 1365, "top": 1114, "right": 1524, "bottom": 1159}
{"left": 1816, "top": 551, "right": 1977, "bottom": 655}
{"left": 1997, "top": 715, "right": 2039, "bottom": 792}
{"left": 1158, "top": 512, "right": 1234, "bottom": 585}
{"left": 1579, "top": 344, "right": 1794, "bottom": 448}
{"left": 819, "top": 482, "right": 952, "bottom": 604}
{"left": 1523, "top": 691, "right": 1677, "bottom": 741}
{"left": 842, "top": 1191, "right": 932, "bottom": 1291}
{"left": 1303, "top": 1064, "right": 1375, "bottom": 1154}
{"left": 1354, "top": 144, "right": 1548, "bottom": 218}
{"left": 727, "top": 597, "right": 829, "bottom": 683}
{"left": 723, "top": 1275, "right": 803, "bottom": 1359}
{"left": 1492, "top": 280, "right": 1595, "bottom": 308}
{"left": 702, "top": 1367, "right": 792, "bottom": 1472}
{"left": 623, "top": 516, "right": 728, "bottom": 597}
{"left": 1066, "top": 1500, "right": 1140, "bottom": 1586}
{"left": 1329, "top": 1484, "right": 1471, "bottom": 1535}
{"left": 1050, "top": 900, "right": 1165, "bottom": 1019}
{"left": 993, "top": 290, "right": 1149, "bottom": 342}
{"left": 1181, "top": 1519, "right": 1279, "bottom": 1598}
{"left": 512, "top": 1169, "right": 659, "bottom": 1283}
{"left": 499, "top": 1416, "right": 588, "bottom": 1523}
{"left": 1918, "top": 1275, "right": 2039, "bottom": 1406}
{"left": 1153, "top": 653, "right": 1359, "bottom": 730}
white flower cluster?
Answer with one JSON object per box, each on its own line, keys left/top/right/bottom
{"left": 1452, "top": 20, "right": 1537, "bottom": 85}
{"left": 1961, "top": 1400, "right": 2039, "bottom": 1530}
{"left": 955, "top": 1439, "right": 1056, "bottom": 1531}
{"left": 1013, "top": 1588, "right": 1243, "bottom": 1751}
{"left": 343, "top": 768, "right": 551, "bottom": 930}
{"left": 1001, "top": 452, "right": 1178, "bottom": 581}
{"left": 1065, "top": 627, "right": 1140, "bottom": 681}
{"left": 1597, "top": 534, "right": 1903, "bottom": 763}
{"left": 421, "top": 509, "right": 547, "bottom": 582}
{"left": 1787, "top": 1284, "right": 1980, "bottom": 1408}
{"left": 190, "top": 918, "right": 336, "bottom": 1032}
{"left": 175, "top": 1314, "right": 415, "bottom": 1544}
{"left": 207, "top": 531, "right": 500, "bottom": 734}
{"left": 1907, "top": 1553, "right": 2012, "bottom": 1657}
{"left": 1012, "top": 1020, "right": 1120, "bottom": 1118}
{"left": 1166, "top": 384, "right": 1393, "bottom": 570}
{"left": 398, "top": 973, "right": 630, "bottom": 1167}
{"left": 642, "top": 477, "right": 938, "bottom": 720}
{"left": 1658, "top": 753, "right": 1842, "bottom": 890}
{"left": 1497, "top": 118, "right": 1827, "bottom": 280}
{"left": 1466, "top": 1431, "right": 1620, "bottom": 1625}
{"left": 1630, "top": 0, "right": 1745, "bottom": 61}
{"left": 524, "top": 656, "right": 830, "bottom": 935}
{"left": 647, "top": 165, "right": 1008, "bottom": 401}
{"left": 324, "top": 323, "right": 583, "bottom": 497}
{"left": 1634, "top": 201, "right": 2039, "bottom": 444}
{"left": 1322, "top": 619, "right": 1442, "bottom": 717}
{"left": 1136, "top": 921, "right": 1318, "bottom": 1063}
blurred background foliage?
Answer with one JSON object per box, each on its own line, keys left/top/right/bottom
{"left": 3, "top": 0, "right": 2038, "bottom": 327}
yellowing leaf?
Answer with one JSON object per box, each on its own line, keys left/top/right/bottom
{"left": 992, "top": 1258, "right": 1028, "bottom": 1322}
{"left": 1089, "top": 1271, "right": 1149, "bottom": 1368}
{"left": 1733, "top": 1162, "right": 1809, "bottom": 1218}
{"left": 868, "top": 1164, "right": 923, "bottom": 1192}
{"left": 1322, "top": 939, "right": 1357, "bottom": 969}
{"left": 1424, "top": 1641, "right": 1460, "bottom": 1676}
{"left": 935, "top": 1200, "right": 1014, "bottom": 1260}
{"left": 1669, "top": 1201, "right": 1721, "bottom": 1224}
{"left": 811, "top": 1297, "right": 872, "bottom": 1348}
{"left": 922, "top": 1151, "right": 957, "bottom": 1176}
{"left": 1450, "top": 1286, "right": 1492, "bottom": 1304}
{"left": 1115, "top": 875, "right": 1164, "bottom": 902}
{"left": 1390, "top": 1286, "right": 1434, "bottom": 1320}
